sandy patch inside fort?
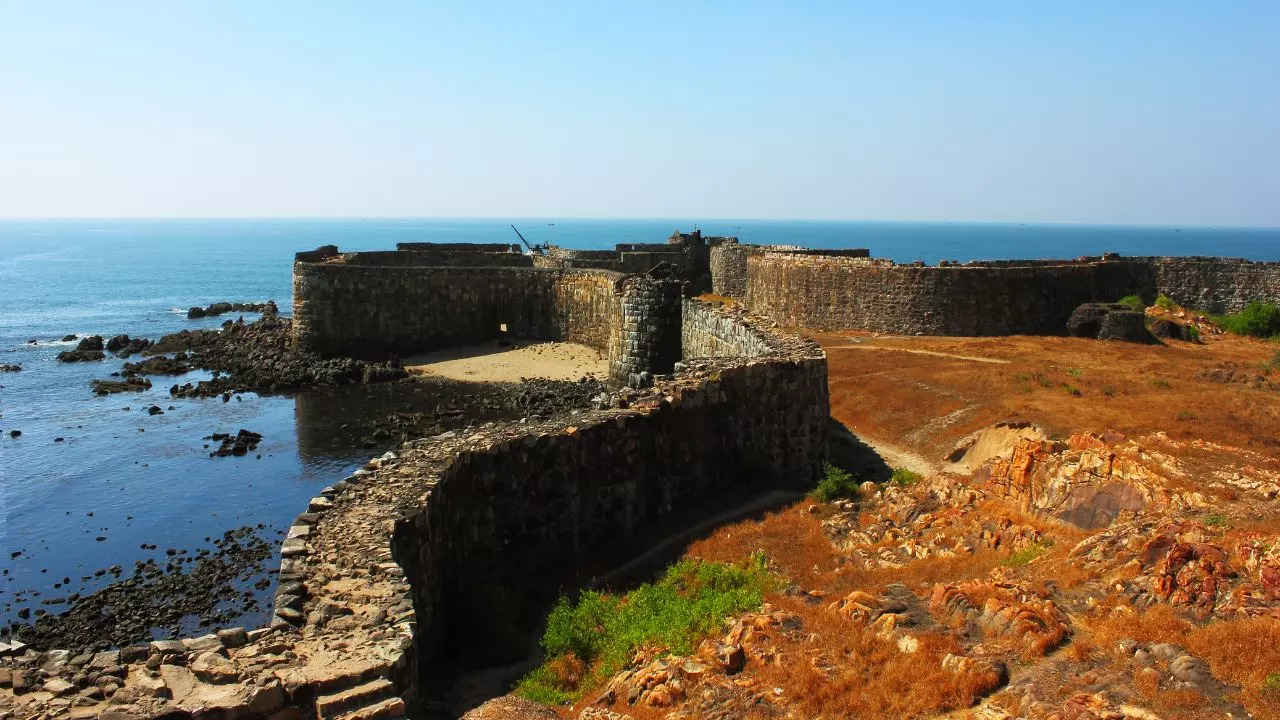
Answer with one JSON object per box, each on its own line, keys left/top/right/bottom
{"left": 404, "top": 340, "right": 608, "bottom": 382}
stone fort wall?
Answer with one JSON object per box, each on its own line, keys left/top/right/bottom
{"left": 1, "top": 297, "right": 829, "bottom": 720}
{"left": 292, "top": 250, "right": 683, "bottom": 384}
{"left": 743, "top": 253, "right": 1280, "bottom": 335}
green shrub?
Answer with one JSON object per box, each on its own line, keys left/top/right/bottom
{"left": 1176, "top": 410, "right": 1196, "bottom": 422}
{"left": 1117, "top": 295, "right": 1146, "bottom": 312}
{"left": 1214, "top": 302, "right": 1280, "bottom": 338}
{"left": 1187, "top": 325, "right": 1201, "bottom": 342}
{"left": 812, "top": 463, "right": 859, "bottom": 502}
{"left": 1062, "top": 383, "right": 1082, "bottom": 397}
{"left": 517, "top": 555, "right": 777, "bottom": 704}
{"left": 1003, "top": 542, "right": 1050, "bottom": 567}
{"left": 890, "top": 467, "right": 922, "bottom": 487}
{"left": 1151, "top": 379, "right": 1171, "bottom": 390}
{"left": 1155, "top": 295, "right": 1177, "bottom": 311}
{"left": 1066, "top": 367, "right": 1083, "bottom": 379}
{"left": 1204, "top": 512, "right": 1227, "bottom": 527}
{"left": 1102, "top": 385, "right": 1117, "bottom": 398}
{"left": 1265, "top": 672, "right": 1280, "bottom": 693}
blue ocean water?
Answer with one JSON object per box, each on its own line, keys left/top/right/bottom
{"left": 2, "top": 218, "right": 1279, "bottom": 633}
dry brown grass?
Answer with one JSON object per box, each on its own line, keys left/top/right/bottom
{"left": 747, "top": 596, "right": 1003, "bottom": 719}
{"left": 1186, "top": 617, "right": 1280, "bottom": 720}
{"left": 1082, "top": 601, "right": 1193, "bottom": 648}
{"left": 818, "top": 331, "right": 1280, "bottom": 458}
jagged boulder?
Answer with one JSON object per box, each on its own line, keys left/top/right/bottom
{"left": 1148, "top": 317, "right": 1196, "bottom": 342}
{"left": 1066, "top": 303, "right": 1149, "bottom": 342}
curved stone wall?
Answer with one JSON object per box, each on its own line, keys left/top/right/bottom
{"left": 0, "top": 300, "right": 828, "bottom": 720}
{"left": 744, "top": 253, "right": 1280, "bottom": 335}
{"left": 710, "top": 244, "right": 865, "bottom": 299}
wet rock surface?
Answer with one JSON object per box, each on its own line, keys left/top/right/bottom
{"left": 206, "top": 429, "right": 263, "bottom": 457}
{"left": 0, "top": 363, "right": 20, "bottom": 372}
{"left": 56, "top": 336, "right": 106, "bottom": 362}
{"left": 89, "top": 377, "right": 153, "bottom": 395}
{"left": 3, "top": 526, "right": 275, "bottom": 652}
{"left": 187, "top": 300, "right": 278, "bottom": 319}
{"left": 146, "top": 315, "right": 407, "bottom": 398}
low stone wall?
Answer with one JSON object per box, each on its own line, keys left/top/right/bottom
{"left": 1153, "top": 257, "right": 1280, "bottom": 314}
{"left": 396, "top": 242, "right": 521, "bottom": 253}
{"left": 744, "top": 252, "right": 1280, "bottom": 336}
{"left": 0, "top": 301, "right": 828, "bottom": 720}
{"left": 682, "top": 299, "right": 777, "bottom": 359}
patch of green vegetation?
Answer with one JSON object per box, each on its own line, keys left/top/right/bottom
{"left": 1264, "top": 672, "right": 1280, "bottom": 693}
{"left": 1003, "top": 542, "right": 1051, "bottom": 567}
{"left": 1187, "top": 325, "right": 1201, "bottom": 342}
{"left": 890, "top": 467, "right": 922, "bottom": 487}
{"left": 1155, "top": 295, "right": 1177, "bottom": 311}
{"left": 1203, "top": 512, "right": 1228, "bottom": 527}
{"left": 1061, "top": 383, "right": 1082, "bottom": 397}
{"left": 1213, "top": 301, "right": 1280, "bottom": 338}
{"left": 1151, "top": 379, "right": 1172, "bottom": 390}
{"left": 1176, "top": 410, "right": 1196, "bottom": 422}
{"left": 1065, "top": 367, "right": 1084, "bottom": 379}
{"left": 812, "top": 463, "right": 859, "bottom": 502}
{"left": 516, "top": 555, "right": 777, "bottom": 704}
{"left": 1035, "top": 372, "right": 1054, "bottom": 389}
{"left": 1117, "top": 295, "right": 1146, "bottom": 312}
{"left": 1102, "top": 385, "right": 1117, "bottom": 398}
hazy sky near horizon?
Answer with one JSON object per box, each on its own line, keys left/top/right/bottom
{"left": 1, "top": 2, "right": 1278, "bottom": 225}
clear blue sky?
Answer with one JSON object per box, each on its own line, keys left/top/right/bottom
{"left": 1, "top": 1, "right": 1277, "bottom": 225}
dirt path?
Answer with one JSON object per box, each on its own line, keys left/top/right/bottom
{"left": 826, "top": 344, "right": 1012, "bottom": 364}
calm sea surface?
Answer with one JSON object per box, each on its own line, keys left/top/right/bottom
{"left": 3, "top": 218, "right": 1279, "bottom": 631}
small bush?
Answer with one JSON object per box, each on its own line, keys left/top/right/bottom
{"left": 1117, "top": 295, "right": 1146, "bottom": 312}
{"left": 1204, "top": 513, "right": 1228, "bottom": 527}
{"left": 1062, "top": 383, "right": 1082, "bottom": 397}
{"left": 1003, "top": 543, "right": 1050, "bottom": 567}
{"left": 1176, "top": 410, "right": 1196, "bottom": 422}
{"left": 890, "top": 467, "right": 922, "bottom": 487}
{"left": 1215, "top": 302, "right": 1280, "bottom": 338}
{"left": 1265, "top": 672, "right": 1280, "bottom": 693}
{"left": 517, "top": 555, "right": 777, "bottom": 703}
{"left": 1066, "top": 367, "right": 1083, "bottom": 378}
{"left": 1151, "top": 379, "right": 1172, "bottom": 390}
{"left": 1156, "top": 295, "right": 1177, "bottom": 311}
{"left": 1188, "top": 325, "right": 1201, "bottom": 342}
{"left": 1102, "top": 385, "right": 1118, "bottom": 398}
{"left": 1270, "top": 349, "right": 1280, "bottom": 370}
{"left": 812, "top": 463, "right": 859, "bottom": 502}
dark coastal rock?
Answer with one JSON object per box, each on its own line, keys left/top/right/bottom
{"left": 90, "top": 378, "right": 152, "bottom": 395}
{"left": 122, "top": 353, "right": 191, "bottom": 377}
{"left": 151, "top": 315, "right": 405, "bottom": 398}
{"left": 61, "top": 334, "right": 78, "bottom": 342}
{"left": 147, "top": 406, "right": 164, "bottom": 415}
{"left": 57, "top": 336, "right": 107, "bottom": 362}
{"left": 0, "top": 363, "right": 20, "bottom": 372}
{"left": 8, "top": 430, "right": 20, "bottom": 438}
{"left": 1066, "top": 303, "right": 1151, "bottom": 343}
{"left": 188, "top": 300, "right": 278, "bottom": 320}
{"left": 206, "top": 429, "right": 263, "bottom": 457}
{"left": 105, "top": 335, "right": 153, "bottom": 358}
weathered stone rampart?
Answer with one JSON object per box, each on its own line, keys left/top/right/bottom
{"left": 292, "top": 251, "right": 686, "bottom": 385}
{"left": 0, "top": 295, "right": 828, "bottom": 720}
{"left": 709, "top": 243, "right": 863, "bottom": 299}
{"left": 743, "top": 253, "right": 1280, "bottom": 335}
